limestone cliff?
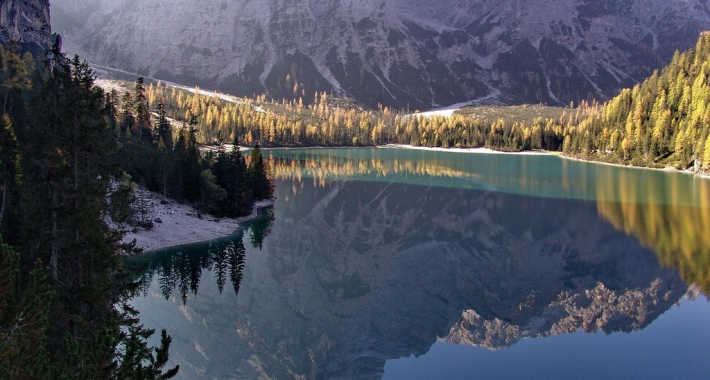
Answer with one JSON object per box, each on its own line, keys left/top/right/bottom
{"left": 0, "top": 0, "right": 51, "bottom": 47}
{"left": 52, "top": 0, "right": 710, "bottom": 108}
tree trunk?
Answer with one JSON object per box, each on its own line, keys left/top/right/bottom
{"left": 163, "top": 158, "right": 167, "bottom": 199}
{"left": 50, "top": 188, "right": 58, "bottom": 281}
{"left": 0, "top": 181, "right": 6, "bottom": 227}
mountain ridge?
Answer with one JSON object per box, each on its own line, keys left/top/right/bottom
{"left": 51, "top": 0, "right": 710, "bottom": 109}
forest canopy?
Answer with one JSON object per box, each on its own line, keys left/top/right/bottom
{"left": 114, "top": 32, "right": 710, "bottom": 174}
{"left": 0, "top": 40, "right": 179, "bottom": 379}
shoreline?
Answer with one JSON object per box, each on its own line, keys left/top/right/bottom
{"left": 201, "top": 142, "right": 710, "bottom": 177}
{"left": 120, "top": 145, "right": 707, "bottom": 253}
{"left": 386, "top": 143, "right": 710, "bottom": 177}
{"left": 121, "top": 190, "right": 275, "bottom": 253}
{"left": 378, "top": 144, "right": 553, "bottom": 155}
{"left": 558, "top": 154, "right": 710, "bottom": 178}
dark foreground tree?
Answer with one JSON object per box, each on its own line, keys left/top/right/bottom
{"left": 0, "top": 40, "right": 178, "bottom": 378}
{"left": 0, "top": 235, "right": 51, "bottom": 380}
{"left": 248, "top": 143, "right": 274, "bottom": 200}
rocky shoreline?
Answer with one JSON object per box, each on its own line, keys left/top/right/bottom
{"left": 121, "top": 189, "right": 274, "bottom": 253}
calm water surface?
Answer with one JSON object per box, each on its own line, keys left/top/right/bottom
{"left": 130, "top": 148, "right": 710, "bottom": 379}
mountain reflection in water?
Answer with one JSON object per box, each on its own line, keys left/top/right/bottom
{"left": 132, "top": 207, "right": 274, "bottom": 304}
{"left": 131, "top": 149, "right": 709, "bottom": 379}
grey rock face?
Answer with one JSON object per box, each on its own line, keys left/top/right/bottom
{"left": 0, "top": 0, "right": 51, "bottom": 47}
{"left": 52, "top": 0, "right": 710, "bottom": 108}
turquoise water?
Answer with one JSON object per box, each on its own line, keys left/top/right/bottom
{"left": 265, "top": 147, "right": 710, "bottom": 207}
{"left": 132, "top": 148, "right": 710, "bottom": 379}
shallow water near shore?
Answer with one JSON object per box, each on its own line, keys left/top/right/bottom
{"left": 131, "top": 147, "right": 710, "bottom": 379}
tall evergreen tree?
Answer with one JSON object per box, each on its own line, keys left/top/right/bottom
{"left": 15, "top": 45, "right": 178, "bottom": 378}
{"left": 229, "top": 135, "right": 250, "bottom": 215}
{"left": 0, "top": 236, "right": 51, "bottom": 380}
{"left": 183, "top": 114, "right": 202, "bottom": 202}
{"left": 120, "top": 91, "right": 134, "bottom": 135}
{"left": 248, "top": 143, "right": 273, "bottom": 200}
{"left": 0, "top": 114, "right": 19, "bottom": 229}
{"left": 133, "top": 77, "right": 152, "bottom": 142}
{"left": 155, "top": 98, "right": 172, "bottom": 149}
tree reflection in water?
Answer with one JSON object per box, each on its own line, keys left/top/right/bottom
{"left": 133, "top": 207, "right": 275, "bottom": 304}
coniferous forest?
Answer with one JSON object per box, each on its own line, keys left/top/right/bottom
{"left": 113, "top": 76, "right": 274, "bottom": 218}
{"left": 3, "top": 22, "right": 710, "bottom": 380}
{"left": 0, "top": 36, "right": 276, "bottom": 378}
{"left": 563, "top": 33, "right": 710, "bottom": 170}
{"left": 0, "top": 33, "right": 282, "bottom": 376}
{"left": 118, "top": 33, "right": 710, "bottom": 174}
{"left": 0, "top": 41, "right": 184, "bottom": 378}
{"left": 129, "top": 79, "right": 573, "bottom": 152}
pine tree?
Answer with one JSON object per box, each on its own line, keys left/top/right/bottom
{"left": 16, "top": 46, "right": 178, "bottom": 378}
{"left": 134, "top": 77, "right": 152, "bottom": 142}
{"left": 229, "top": 135, "right": 250, "bottom": 215}
{"left": 155, "top": 98, "right": 173, "bottom": 149}
{"left": 248, "top": 143, "right": 273, "bottom": 200}
{"left": 0, "top": 114, "right": 19, "bottom": 229}
{"left": 0, "top": 236, "right": 51, "bottom": 380}
{"left": 183, "top": 114, "right": 202, "bottom": 202}
{"left": 105, "top": 89, "right": 119, "bottom": 131}
{"left": 120, "top": 91, "right": 134, "bottom": 135}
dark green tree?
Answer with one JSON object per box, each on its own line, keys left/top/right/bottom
{"left": 120, "top": 91, "right": 134, "bottom": 136}
{"left": 15, "top": 45, "right": 178, "bottom": 379}
{"left": 229, "top": 135, "right": 250, "bottom": 215}
{"left": 248, "top": 143, "right": 274, "bottom": 200}
{"left": 133, "top": 77, "right": 152, "bottom": 142}
{"left": 0, "top": 114, "right": 19, "bottom": 229}
{"left": 155, "top": 98, "right": 173, "bottom": 150}
{"left": 0, "top": 236, "right": 51, "bottom": 380}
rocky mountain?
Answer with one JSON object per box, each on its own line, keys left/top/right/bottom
{"left": 0, "top": 0, "right": 51, "bottom": 47}
{"left": 133, "top": 176, "right": 691, "bottom": 379}
{"left": 51, "top": 0, "right": 710, "bottom": 109}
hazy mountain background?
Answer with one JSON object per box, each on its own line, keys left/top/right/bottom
{"left": 48, "top": 0, "right": 710, "bottom": 109}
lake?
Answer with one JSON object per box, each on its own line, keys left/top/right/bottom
{"left": 130, "top": 148, "right": 710, "bottom": 379}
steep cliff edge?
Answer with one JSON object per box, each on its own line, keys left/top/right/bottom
{"left": 0, "top": 0, "right": 51, "bottom": 47}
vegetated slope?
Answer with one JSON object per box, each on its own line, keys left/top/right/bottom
{"left": 564, "top": 33, "right": 710, "bottom": 172}
{"left": 51, "top": 0, "right": 710, "bottom": 109}
{"left": 106, "top": 30, "right": 710, "bottom": 169}
{"left": 106, "top": 78, "right": 579, "bottom": 152}
{"left": 0, "top": 42, "right": 178, "bottom": 378}
{"left": 104, "top": 78, "right": 275, "bottom": 219}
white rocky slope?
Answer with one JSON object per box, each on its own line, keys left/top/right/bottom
{"left": 51, "top": 0, "right": 710, "bottom": 109}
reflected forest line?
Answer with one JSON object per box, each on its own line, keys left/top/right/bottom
{"left": 132, "top": 207, "right": 275, "bottom": 304}
{"left": 128, "top": 150, "right": 710, "bottom": 379}
{"left": 596, "top": 171, "right": 710, "bottom": 293}
{"left": 264, "top": 148, "right": 710, "bottom": 207}
{"left": 265, "top": 148, "right": 710, "bottom": 294}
